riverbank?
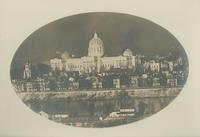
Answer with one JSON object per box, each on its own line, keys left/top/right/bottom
{"left": 17, "top": 87, "right": 182, "bottom": 102}
{"left": 15, "top": 87, "right": 182, "bottom": 127}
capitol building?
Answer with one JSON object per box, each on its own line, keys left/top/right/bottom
{"left": 50, "top": 32, "right": 136, "bottom": 74}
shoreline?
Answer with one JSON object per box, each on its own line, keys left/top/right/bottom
{"left": 17, "top": 87, "right": 182, "bottom": 102}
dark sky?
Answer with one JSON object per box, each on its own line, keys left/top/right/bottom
{"left": 11, "top": 12, "right": 187, "bottom": 68}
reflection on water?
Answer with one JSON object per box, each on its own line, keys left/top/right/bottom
{"left": 23, "top": 92, "right": 175, "bottom": 127}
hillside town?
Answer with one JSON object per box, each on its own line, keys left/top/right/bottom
{"left": 11, "top": 32, "right": 188, "bottom": 92}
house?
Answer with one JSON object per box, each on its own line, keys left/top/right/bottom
{"left": 152, "top": 78, "right": 160, "bottom": 87}
{"left": 130, "top": 76, "right": 138, "bottom": 87}
{"left": 167, "top": 78, "right": 177, "bottom": 86}
{"left": 113, "top": 78, "right": 120, "bottom": 88}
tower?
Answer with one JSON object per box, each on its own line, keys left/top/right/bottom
{"left": 23, "top": 61, "right": 31, "bottom": 79}
{"left": 123, "top": 49, "right": 135, "bottom": 69}
{"left": 88, "top": 32, "right": 104, "bottom": 73}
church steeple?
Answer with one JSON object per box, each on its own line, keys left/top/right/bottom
{"left": 23, "top": 61, "right": 31, "bottom": 80}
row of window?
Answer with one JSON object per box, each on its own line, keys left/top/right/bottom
{"left": 89, "top": 47, "right": 103, "bottom": 53}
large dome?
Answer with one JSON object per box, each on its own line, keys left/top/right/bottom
{"left": 89, "top": 32, "right": 103, "bottom": 46}
{"left": 123, "top": 48, "right": 133, "bottom": 56}
{"left": 88, "top": 32, "right": 104, "bottom": 57}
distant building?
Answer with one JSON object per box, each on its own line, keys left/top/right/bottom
{"left": 168, "top": 61, "right": 174, "bottom": 72}
{"left": 152, "top": 78, "right": 160, "bottom": 87}
{"left": 68, "top": 78, "right": 79, "bottom": 90}
{"left": 176, "top": 57, "right": 183, "bottom": 65}
{"left": 149, "top": 61, "right": 160, "bottom": 72}
{"left": 23, "top": 61, "right": 31, "bottom": 79}
{"left": 113, "top": 78, "right": 120, "bottom": 88}
{"left": 35, "top": 78, "right": 49, "bottom": 91}
{"left": 12, "top": 80, "right": 24, "bottom": 92}
{"left": 50, "top": 32, "right": 136, "bottom": 74}
{"left": 138, "top": 74, "right": 148, "bottom": 87}
{"left": 162, "top": 70, "right": 170, "bottom": 77}
{"left": 50, "top": 58, "right": 63, "bottom": 71}
{"left": 135, "top": 54, "right": 144, "bottom": 65}
{"left": 167, "top": 78, "right": 177, "bottom": 86}
{"left": 143, "top": 60, "right": 160, "bottom": 72}
{"left": 130, "top": 76, "right": 138, "bottom": 87}
{"left": 160, "top": 60, "right": 173, "bottom": 71}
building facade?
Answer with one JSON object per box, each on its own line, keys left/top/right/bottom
{"left": 50, "top": 58, "right": 63, "bottom": 71}
{"left": 50, "top": 32, "right": 136, "bottom": 74}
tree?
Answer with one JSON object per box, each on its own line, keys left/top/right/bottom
{"left": 137, "top": 102, "right": 146, "bottom": 116}
{"left": 117, "top": 91, "right": 132, "bottom": 108}
{"left": 48, "top": 78, "right": 57, "bottom": 91}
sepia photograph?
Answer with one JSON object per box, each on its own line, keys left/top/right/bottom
{"left": 10, "top": 12, "right": 189, "bottom": 128}
{"left": 1, "top": 0, "right": 200, "bottom": 137}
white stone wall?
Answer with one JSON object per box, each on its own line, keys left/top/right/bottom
{"left": 50, "top": 58, "right": 63, "bottom": 71}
